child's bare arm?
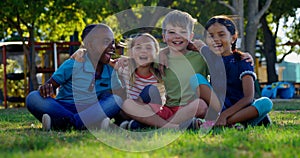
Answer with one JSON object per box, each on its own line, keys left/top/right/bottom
{"left": 70, "top": 48, "right": 86, "bottom": 62}
{"left": 158, "top": 47, "right": 169, "bottom": 76}
{"left": 187, "top": 40, "right": 206, "bottom": 52}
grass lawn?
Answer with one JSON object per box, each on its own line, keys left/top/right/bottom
{"left": 0, "top": 100, "right": 299, "bottom": 158}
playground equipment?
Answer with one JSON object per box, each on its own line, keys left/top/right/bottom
{"left": 0, "top": 42, "right": 26, "bottom": 108}
{"left": 1, "top": 41, "right": 80, "bottom": 108}
{"left": 1, "top": 40, "right": 125, "bottom": 108}
{"left": 262, "top": 81, "right": 295, "bottom": 99}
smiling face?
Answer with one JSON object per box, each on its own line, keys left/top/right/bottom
{"left": 205, "top": 22, "right": 237, "bottom": 56}
{"left": 163, "top": 24, "right": 193, "bottom": 53}
{"left": 130, "top": 35, "right": 157, "bottom": 67}
{"left": 84, "top": 26, "right": 115, "bottom": 65}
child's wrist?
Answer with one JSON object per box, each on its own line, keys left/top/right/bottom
{"left": 198, "top": 45, "right": 205, "bottom": 52}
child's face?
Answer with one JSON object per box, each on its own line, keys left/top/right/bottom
{"left": 205, "top": 22, "right": 236, "bottom": 56}
{"left": 163, "top": 24, "right": 193, "bottom": 53}
{"left": 86, "top": 27, "right": 115, "bottom": 64}
{"left": 131, "top": 36, "right": 156, "bottom": 67}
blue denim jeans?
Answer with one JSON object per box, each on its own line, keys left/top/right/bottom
{"left": 139, "top": 85, "right": 162, "bottom": 105}
{"left": 26, "top": 91, "right": 123, "bottom": 130}
{"left": 126, "top": 85, "right": 162, "bottom": 129}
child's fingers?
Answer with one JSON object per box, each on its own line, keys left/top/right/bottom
{"left": 187, "top": 42, "right": 198, "bottom": 51}
{"left": 38, "top": 83, "right": 53, "bottom": 98}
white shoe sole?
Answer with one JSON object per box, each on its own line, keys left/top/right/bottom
{"left": 42, "top": 114, "right": 51, "bottom": 131}
{"left": 100, "top": 117, "right": 110, "bottom": 130}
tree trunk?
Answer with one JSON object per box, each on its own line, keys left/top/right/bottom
{"left": 232, "top": 0, "right": 245, "bottom": 51}
{"left": 261, "top": 14, "right": 278, "bottom": 83}
{"left": 245, "top": 0, "right": 272, "bottom": 59}
{"left": 218, "top": 0, "right": 245, "bottom": 50}
{"left": 245, "top": 0, "right": 259, "bottom": 58}
{"left": 28, "top": 27, "right": 38, "bottom": 91}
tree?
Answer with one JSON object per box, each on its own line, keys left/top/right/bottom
{"left": 219, "top": 0, "right": 245, "bottom": 50}
{"left": 245, "top": 0, "right": 272, "bottom": 58}
{"left": 259, "top": 0, "right": 300, "bottom": 83}
{"left": 217, "top": 0, "right": 272, "bottom": 55}
{"left": 0, "top": 0, "right": 81, "bottom": 90}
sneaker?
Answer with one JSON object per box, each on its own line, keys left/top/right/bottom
{"left": 120, "top": 120, "right": 129, "bottom": 129}
{"left": 258, "top": 114, "right": 272, "bottom": 126}
{"left": 179, "top": 117, "right": 204, "bottom": 130}
{"left": 100, "top": 117, "right": 110, "bottom": 130}
{"left": 128, "top": 120, "right": 146, "bottom": 130}
{"left": 200, "top": 120, "right": 215, "bottom": 129}
{"left": 42, "top": 114, "right": 51, "bottom": 131}
{"left": 232, "top": 123, "right": 245, "bottom": 130}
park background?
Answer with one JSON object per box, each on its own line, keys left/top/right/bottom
{"left": 0, "top": 0, "right": 300, "bottom": 107}
{"left": 0, "top": 0, "right": 299, "bottom": 157}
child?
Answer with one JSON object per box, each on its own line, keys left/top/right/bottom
{"left": 116, "top": 33, "right": 166, "bottom": 129}
{"left": 121, "top": 10, "right": 222, "bottom": 129}
{"left": 117, "top": 33, "right": 164, "bottom": 104}
{"left": 192, "top": 15, "right": 273, "bottom": 127}
{"left": 26, "top": 24, "right": 124, "bottom": 131}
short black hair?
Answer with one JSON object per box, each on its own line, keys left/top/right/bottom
{"left": 81, "top": 24, "right": 98, "bottom": 40}
{"left": 81, "top": 23, "right": 111, "bottom": 40}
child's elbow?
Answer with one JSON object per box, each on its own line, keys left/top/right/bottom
{"left": 244, "top": 95, "right": 255, "bottom": 105}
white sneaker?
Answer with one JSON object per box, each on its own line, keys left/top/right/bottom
{"left": 100, "top": 117, "right": 110, "bottom": 130}
{"left": 119, "top": 120, "right": 129, "bottom": 129}
{"left": 42, "top": 114, "right": 51, "bottom": 131}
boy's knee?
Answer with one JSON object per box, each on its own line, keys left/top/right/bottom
{"left": 26, "top": 91, "right": 40, "bottom": 108}
{"left": 139, "top": 85, "right": 160, "bottom": 104}
{"left": 252, "top": 97, "right": 273, "bottom": 117}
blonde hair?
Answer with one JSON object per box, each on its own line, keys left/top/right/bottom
{"left": 126, "top": 33, "right": 162, "bottom": 85}
{"left": 162, "top": 10, "right": 197, "bottom": 34}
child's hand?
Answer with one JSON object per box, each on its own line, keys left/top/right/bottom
{"left": 158, "top": 47, "right": 169, "bottom": 76}
{"left": 187, "top": 40, "right": 206, "bottom": 52}
{"left": 114, "top": 56, "right": 129, "bottom": 69}
{"left": 214, "top": 113, "right": 228, "bottom": 126}
{"left": 70, "top": 48, "right": 86, "bottom": 62}
{"left": 241, "top": 52, "right": 254, "bottom": 66}
{"left": 38, "top": 83, "right": 54, "bottom": 98}
{"left": 109, "top": 58, "right": 118, "bottom": 68}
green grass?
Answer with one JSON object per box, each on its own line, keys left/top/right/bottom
{"left": 0, "top": 100, "right": 300, "bottom": 158}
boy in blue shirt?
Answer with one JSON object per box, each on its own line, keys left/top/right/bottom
{"left": 26, "top": 24, "right": 124, "bottom": 131}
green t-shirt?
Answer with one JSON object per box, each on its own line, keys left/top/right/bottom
{"left": 162, "top": 51, "right": 209, "bottom": 106}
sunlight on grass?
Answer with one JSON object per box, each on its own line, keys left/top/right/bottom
{"left": 0, "top": 101, "right": 300, "bottom": 158}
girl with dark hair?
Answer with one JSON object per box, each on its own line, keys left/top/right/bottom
{"left": 191, "top": 15, "right": 273, "bottom": 128}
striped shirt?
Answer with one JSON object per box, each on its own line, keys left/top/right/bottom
{"left": 118, "top": 66, "right": 165, "bottom": 102}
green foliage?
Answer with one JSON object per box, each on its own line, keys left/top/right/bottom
{"left": 258, "top": 0, "right": 300, "bottom": 55}
{"left": 1, "top": 0, "right": 232, "bottom": 42}
{"left": 0, "top": 0, "right": 84, "bottom": 42}
{"left": 0, "top": 59, "right": 25, "bottom": 107}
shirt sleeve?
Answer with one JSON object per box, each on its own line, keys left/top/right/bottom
{"left": 52, "top": 59, "right": 74, "bottom": 84}
{"left": 239, "top": 60, "right": 257, "bottom": 81}
{"left": 111, "top": 68, "right": 123, "bottom": 90}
